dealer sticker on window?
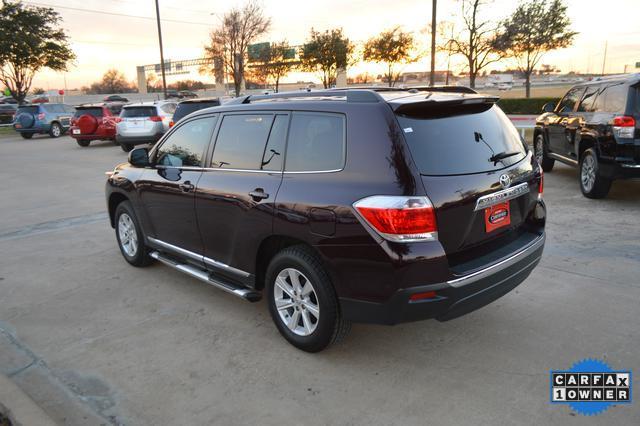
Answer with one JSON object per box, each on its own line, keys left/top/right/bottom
{"left": 551, "top": 359, "right": 632, "bottom": 416}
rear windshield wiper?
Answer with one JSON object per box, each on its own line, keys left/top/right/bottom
{"left": 489, "top": 151, "right": 521, "bottom": 164}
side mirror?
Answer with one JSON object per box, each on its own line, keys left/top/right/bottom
{"left": 542, "top": 102, "right": 556, "bottom": 113}
{"left": 128, "top": 147, "right": 150, "bottom": 167}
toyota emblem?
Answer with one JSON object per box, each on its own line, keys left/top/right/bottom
{"left": 499, "top": 174, "right": 511, "bottom": 189}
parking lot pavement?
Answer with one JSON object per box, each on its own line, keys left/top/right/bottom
{"left": 0, "top": 133, "right": 639, "bottom": 425}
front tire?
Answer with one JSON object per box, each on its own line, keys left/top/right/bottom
{"left": 20, "top": 132, "right": 33, "bottom": 139}
{"left": 76, "top": 139, "right": 91, "bottom": 147}
{"left": 266, "top": 246, "right": 350, "bottom": 352}
{"left": 49, "top": 122, "right": 62, "bottom": 138}
{"left": 534, "top": 133, "right": 555, "bottom": 172}
{"left": 580, "top": 148, "right": 612, "bottom": 199}
{"left": 114, "top": 201, "right": 153, "bottom": 267}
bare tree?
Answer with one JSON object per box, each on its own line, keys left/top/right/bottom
{"left": 494, "top": 0, "right": 577, "bottom": 97}
{"left": 204, "top": 2, "right": 271, "bottom": 96}
{"left": 448, "top": 0, "right": 504, "bottom": 88}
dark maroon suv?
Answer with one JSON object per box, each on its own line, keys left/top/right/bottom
{"left": 105, "top": 88, "right": 546, "bottom": 352}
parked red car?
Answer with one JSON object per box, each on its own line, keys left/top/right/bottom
{"left": 69, "top": 104, "right": 124, "bottom": 147}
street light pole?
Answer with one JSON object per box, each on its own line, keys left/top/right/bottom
{"left": 155, "top": 0, "right": 168, "bottom": 99}
{"left": 430, "top": 0, "right": 437, "bottom": 87}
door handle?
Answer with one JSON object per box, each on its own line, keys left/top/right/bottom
{"left": 249, "top": 188, "right": 269, "bottom": 201}
{"left": 179, "top": 181, "right": 194, "bottom": 192}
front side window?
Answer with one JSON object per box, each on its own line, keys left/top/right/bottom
{"left": 285, "top": 113, "right": 345, "bottom": 172}
{"left": 155, "top": 116, "right": 217, "bottom": 167}
{"left": 211, "top": 114, "right": 274, "bottom": 170}
{"left": 556, "top": 87, "right": 584, "bottom": 113}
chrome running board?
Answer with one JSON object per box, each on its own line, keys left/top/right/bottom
{"left": 150, "top": 251, "right": 262, "bottom": 302}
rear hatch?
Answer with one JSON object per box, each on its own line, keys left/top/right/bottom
{"left": 119, "top": 106, "right": 158, "bottom": 135}
{"left": 393, "top": 95, "right": 541, "bottom": 258}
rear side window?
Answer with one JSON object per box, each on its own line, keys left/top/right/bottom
{"left": 397, "top": 105, "right": 526, "bottom": 176}
{"left": 577, "top": 86, "right": 600, "bottom": 112}
{"left": 156, "top": 116, "right": 217, "bottom": 167}
{"left": 211, "top": 114, "right": 274, "bottom": 170}
{"left": 107, "top": 105, "right": 122, "bottom": 115}
{"left": 556, "top": 87, "right": 584, "bottom": 113}
{"left": 121, "top": 106, "right": 157, "bottom": 118}
{"left": 74, "top": 107, "right": 103, "bottom": 118}
{"left": 598, "top": 84, "right": 627, "bottom": 113}
{"left": 160, "top": 103, "right": 177, "bottom": 114}
{"left": 285, "top": 113, "right": 345, "bottom": 172}
{"left": 173, "top": 101, "right": 220, "bottom": 123}
{"left": 17, "top": 106, "right": 39, "bottom": 114}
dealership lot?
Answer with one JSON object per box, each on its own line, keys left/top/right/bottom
{"left": 0, "top": 133, "right": 638, "bottom": 425}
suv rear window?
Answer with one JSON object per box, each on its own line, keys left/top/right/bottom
{"left": 74, "top": 107, "right": 103, "bottom": 118}
{"left": 397, "top": 105, "right": 527, "bottom": 176}
{"left": 173, "top": 101, "right": 220, "bottom": 123}
{"left": 121, "top": 106, "right": 157, "bottom": 118}
{"left": 17, "top": 106, "right": 39, "bottom": 114}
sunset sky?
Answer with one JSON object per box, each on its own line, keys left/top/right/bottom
{"left": 25, "top": 0, "right": 640, "bottom": 90}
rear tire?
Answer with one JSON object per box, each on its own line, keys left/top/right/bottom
{"left": 266, "top": 245, "right": 350, "bottom": 352}
{"left": 579, "top": 148, "right": 611, "bottom": 199}
{"left": 114, "top": 201, "right": 153, "bottom": 267}
{"left": 49, "top": 122, "right": 62, "bottom": 138}
{"left": 20, "top": 132, "right": 33, "bottom": 139}
{"left": 76, "top": 140, "right": 91, "bottom": 147}
{"left": 534, "top": 133, "right": 555, "bottom": 172}
{"left": 120, "top": 143, "right": 134, "bottom": 152}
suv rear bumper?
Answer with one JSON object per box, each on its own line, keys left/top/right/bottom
{"left": 340, "top": 232, "right": 545, "bottom": 325}
{"left": 116, "top": 133, "right": 163, "bottom": 146}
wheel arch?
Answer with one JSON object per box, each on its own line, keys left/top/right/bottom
{"left": 254, "top": 235, "right": 325, "bottom": 291}
{"left": 108, "top": 192, "right": 129, "bottom": 228}
{"left": 577, "top": 134, "right": 597, "bottom": 160}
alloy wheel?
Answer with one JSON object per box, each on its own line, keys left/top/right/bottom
{"left": 51, "top": 124, "right": 61, "bottom": 137}
{"left": 581, "top": 154, "right": 596, "bottom": 192}
{"left": 274, "top": 268, "right": 320, "bottom": 336}
{"left": 118, "top": 213, "right": 138, "bottom": 257}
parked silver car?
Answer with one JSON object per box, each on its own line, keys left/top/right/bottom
{"left": 116, "top": 101, "right": 177, "bottom": 152}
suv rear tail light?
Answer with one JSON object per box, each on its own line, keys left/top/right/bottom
{"left": 149, "top": 116, "right": 162, "bottom": 122}
{"left": 612, "top": 115, "right": 635, "bottom": 138}
{"left": 538, "top": 169, "right": 544, "bottom": 200}
{"left": 353, "top": 196, "right": 437, "bottom": 242}
{"left": 37, "top": 113, "right": 45, "bottom": 120}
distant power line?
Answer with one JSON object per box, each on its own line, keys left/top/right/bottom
{"left": 22, "top": 1, "right": 213, "bottom": 26}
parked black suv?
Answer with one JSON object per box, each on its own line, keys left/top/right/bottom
{"left": 106, "top": 88, "right": 546, "bottom": 352}
{"left": 534, "top": 74, "right": 640, "bottom": 198}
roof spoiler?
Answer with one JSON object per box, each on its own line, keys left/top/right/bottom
{"left": 393, "top": 96, "right": 500, "bottom": 115}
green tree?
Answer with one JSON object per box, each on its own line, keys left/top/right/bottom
{"left": 363, "top": 27, "right": 417, "bottom": 87}
{"left": 0, "top": 1, "right": 75, "bottom": 103}
{"left": 252, "top": 41, "right": 296, "bottom": 92}
{"left": 448, "top": 0, "right": 504, "bottom": 89}
{"left": 204, "top": 1, "right": 271, "bottom": 96}
{"left": 494, "top": 0, "right": 577, "bottom": 98}
{"left": 301, "top": 28, "right": 353, "bottom": 89}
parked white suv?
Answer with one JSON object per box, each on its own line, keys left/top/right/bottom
{"left": 116, "top": 101, "right": 177, "bottom": 152}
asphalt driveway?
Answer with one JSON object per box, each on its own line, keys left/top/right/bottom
{"left": 0, "top": 133, "right": 638, "bottom": 425}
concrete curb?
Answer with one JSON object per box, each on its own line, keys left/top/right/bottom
{"left": 0, "top": 373, "right": 58, "bottom": 426}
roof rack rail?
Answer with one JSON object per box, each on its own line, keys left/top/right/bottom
{"left": 225, "top": 89, "right": 386, "bottom": 105}
{"left": 332, "top": 85, "right": 477, "bottom": 94}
